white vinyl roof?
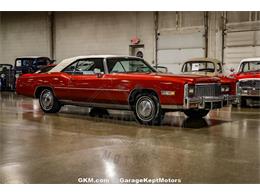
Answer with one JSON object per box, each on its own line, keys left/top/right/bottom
{"left": 49, "top": 55, "right": 140, "bottom": 72}
{"left": 16, "top": 56, "right": 48, "bottom": 59}
{"left": 240, "top": 57, "right": 260, "bottom": 63}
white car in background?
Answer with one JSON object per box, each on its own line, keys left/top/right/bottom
{"left": 231, "top": 58, "right": 260, "bottom": 107}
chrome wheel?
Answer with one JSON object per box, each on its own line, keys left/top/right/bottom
{"left": 40, "top": 89, "right": 54, "bottom": 111}
{"left": 136, "top": 96, "right": 156, "bottom": 122}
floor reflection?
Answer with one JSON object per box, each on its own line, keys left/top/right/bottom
{"left": 0, "top": 91, "right": 232, "bottom": 129}
{"left": 1, "top": 91, "right": 260, "bottom": 184}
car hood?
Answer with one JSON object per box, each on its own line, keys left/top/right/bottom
{"left": 116, "top": 72, "right": 220, "bottom": 84}
{"left": 234, "top": 71, "right": 260, "bottom": 80}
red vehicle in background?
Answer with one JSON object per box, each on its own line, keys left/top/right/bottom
{"left": 181, "top": 58, "right": 237, "bottom": 105}
{"left": 16, "top": 55, "right": 236, "bottom": 125}
{"left": 231, "top": 58, "right": 260, "bottom": 107}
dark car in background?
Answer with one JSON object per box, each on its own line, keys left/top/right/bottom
{"left": 0, "top": 64, "right": 15, "bottom": 91}
{"left": 14, "top": 56, "right": 53, "bottom": 77}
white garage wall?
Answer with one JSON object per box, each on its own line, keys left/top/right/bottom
{"left": 0, "top": 11, "right": 259, "bottom": 73}
{"left": 223, "top": 11, "right": 260, "bottom": 74}
{"left": 0, "top": 12, "right": 51, "bottom": 64}
{"left": 207, "top": 12, "right": 223, "bottom": 61}
{"left": 54, "top": 12, "right": 155, "bottom": 64}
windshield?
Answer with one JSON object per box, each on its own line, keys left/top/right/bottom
{"left": 239, "top": 61, "right": 260, "bottom": 73}
{"left": 182, "top": 61, "right": 215, "bottom": 73}
{"left": 15, "top": 59, "right": 36, "bottom": 67}
{"left": 107, "top": 58, "right": 157, "bottom": 73}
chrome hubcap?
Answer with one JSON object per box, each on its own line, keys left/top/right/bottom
{"left": 40, "top": 90, "right": 53, "bottom": 110}
{"left": 136, "top": 97, "right": 155, "bottom": 121}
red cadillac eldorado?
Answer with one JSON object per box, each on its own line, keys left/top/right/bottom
{"left": 232, "top": 58, "right": 260, "bottom": 107}
{"left": 16, "top": 55, "right": 235, "bottom": 125}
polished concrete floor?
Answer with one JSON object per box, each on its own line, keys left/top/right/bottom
{"left": 0, "top": 92, "right": 260, "bottom": 184}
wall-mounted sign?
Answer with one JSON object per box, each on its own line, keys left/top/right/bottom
{"left": 131, "top": 36, "right": 140, "bottom": 45}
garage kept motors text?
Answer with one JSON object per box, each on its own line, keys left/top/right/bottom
{"left": 119, "top": 177, "right": 182, "bottom": 184}
{"left": 78, "top": 177, "right": 181, "bottom": 184}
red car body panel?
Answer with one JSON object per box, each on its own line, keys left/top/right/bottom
{"left": 16, "top": 71, "right": 221, "bottom": 106}
{"left": 231, "top": 71, "right": 260, "bottom": 80}
{"left": 218, "top": 76, "right": 237, "bottom": 95}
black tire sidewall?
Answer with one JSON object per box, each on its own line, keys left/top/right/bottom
{"left": 240, "top": 97, "right": 248, "bottom": 107}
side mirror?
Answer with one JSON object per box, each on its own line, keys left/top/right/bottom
{"left": 94, "top": 68, "right": 101, "bottom": 74}
{"left": 94, "top": 68, "right": 102, "bottom": 78}
{"left": 230, "top": 68, "right": 235, "bottom": 73}
{"left": 154, "top": 66, "right": 168, "bottom": 73}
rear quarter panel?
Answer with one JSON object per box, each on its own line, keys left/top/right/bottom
{"left": 16, "top": 73, "right": 71, "bottom": 99}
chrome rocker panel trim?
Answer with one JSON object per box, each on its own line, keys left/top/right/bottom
{"left": 59, "top": 100, "right": 131, "bottom": 110}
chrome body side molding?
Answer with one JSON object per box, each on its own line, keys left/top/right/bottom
{"left": 59, "top": 100, "right": 131, "bottom": 110}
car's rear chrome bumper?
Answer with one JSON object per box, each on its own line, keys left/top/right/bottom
{"left": 162, "top": 95, "right": 238, "bottom": 110}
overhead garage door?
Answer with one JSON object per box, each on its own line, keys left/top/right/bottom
{"left": 157, "top": 12, "right": 206, "bottom": 74}
{"left": 223, "top": 12, "right": 260, "bottom": 74}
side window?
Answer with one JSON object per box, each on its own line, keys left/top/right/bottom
{"left": 183, "top": 63, "right": 192, "bottom": 72}
{"left": 15, "top": 60, "right": 22, "bottom": 67}
{"left": 36, "top": 58, "right": 49, "bottom": 66}
{"left": 206, "top": 62, "right": 214, "bottom": 70}
{"left": 111, "top": 62, "right": 127, "bottom": 73}
{"left": 217, "top": 63, "right": 222, "bottom": 73}
{"left": 242, "top": 62, "right": 249, "bottom": 72}
{"left": 63, "top": 58, "right": 104, "bottom": 75}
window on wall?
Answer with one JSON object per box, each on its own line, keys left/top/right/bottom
{"left": 180, "top": 12, "right": 204, "bottom": 27}
{"left": 227, "top": 12, "right": 250, "bottom": 23}
{"left": 158, "top": 12, "right": 177, "bottom": 29}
